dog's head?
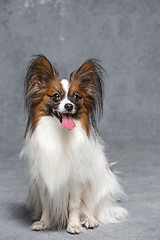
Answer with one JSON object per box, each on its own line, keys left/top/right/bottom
{"left": 25, "top": 55, "right": 104, "bottom": 134}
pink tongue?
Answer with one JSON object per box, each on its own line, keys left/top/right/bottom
{"left": 61, "top": 114, "right": 76, "bottom": 131}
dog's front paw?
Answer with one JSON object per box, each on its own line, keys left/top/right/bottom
{"left": 67, "top": 224, "right": 83, "bottom": 234}
{"left": 31, "top": 221, "right": 50, "bottom": 231}
{"left": 83, "top": 218, "right": 99, "bottom": 229}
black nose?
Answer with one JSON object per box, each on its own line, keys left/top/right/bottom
{"left": 65, "top": 103, "right": 73, "bottom": 112}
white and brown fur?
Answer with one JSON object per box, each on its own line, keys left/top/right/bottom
{"left": 21, "top": 55, "right": 128, "bottom": 234}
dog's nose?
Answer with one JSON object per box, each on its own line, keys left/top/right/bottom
{"left": 65, "top": 103, "right": 73, "bottom": 112}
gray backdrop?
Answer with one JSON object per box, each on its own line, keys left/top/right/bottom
{"left": 0, "top": 0, "right": 160, "bottom": 240}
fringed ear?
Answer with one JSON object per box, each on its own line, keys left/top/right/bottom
{"left": 24, "top": 54, "right": 59, "bottom": 112}
{"left": 70, "top": 59, "right": 104, "bottom": 130}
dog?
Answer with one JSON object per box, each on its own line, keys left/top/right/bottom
{"left": 21, "top": 55, "right": 127, "bottom": 234}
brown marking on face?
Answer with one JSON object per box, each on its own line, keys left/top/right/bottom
{"left": 68, "top": 80, "right": 90, "bottom": 135}
{"left": 25, "top": 55, "right": 65, "bottom": 136}
{"left": 76, "top": 113, "right": 90, "bottom": 135}
{"left": 30, "top": 78, "right": 65, "bottom": 133}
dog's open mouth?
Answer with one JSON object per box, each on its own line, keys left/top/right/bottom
{"left": 52, "top": 109, "right": 76, "bottom": 131}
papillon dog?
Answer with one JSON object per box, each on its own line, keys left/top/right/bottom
{"left": 21, "top": 55, "right": 128, "bottom": 234}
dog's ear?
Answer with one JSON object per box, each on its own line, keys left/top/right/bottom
{"left": 25, "top": 55, "right": 58, "bottom": 88}
{"left": 70, "top": 59, "right": 104, "bottom": 128}
{"left": 24, "top": 55, "right": 59, "bottom": 111}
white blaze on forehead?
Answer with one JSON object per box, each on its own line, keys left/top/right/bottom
{"left": 58, "top": 79, "right": 75, "bottom": 113}
{"left": 60, "top": 79, "right": 70, "bottom": 95}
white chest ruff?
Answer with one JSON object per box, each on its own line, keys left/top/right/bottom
{"left": 24, "top": 116, "right": 106, "bottom": 195}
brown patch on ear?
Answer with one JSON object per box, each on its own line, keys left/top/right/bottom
{"left": 70, "top": 59, "right": 104, "bottom": 132}
{"left": 24, "top": 55, "right": 60, "bottom": 136}
{"left": 25, "top": 55, "right": 59, "bottom": 109}
{"left": 25, "top": 55, "right": 59, "bottom": 107}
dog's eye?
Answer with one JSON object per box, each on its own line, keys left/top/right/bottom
{"left": 53, "top": 93, "right": 60, "bottom": 101}
{"left": 73, "top": 94, "right": 80, "bottom": 102}
{"left": 48, "top": 93, "right": 61, "bottom": 101}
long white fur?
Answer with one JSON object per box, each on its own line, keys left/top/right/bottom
{"left": 21, "top": 115, "right": 128, "bottom": 231}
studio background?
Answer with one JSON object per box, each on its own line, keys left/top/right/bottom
{"left": 0, "top": 0, "right": 159, "bottom": 239}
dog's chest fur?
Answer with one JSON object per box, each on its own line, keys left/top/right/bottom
{"left": 25, "top": 116, "right": 103, "bottom": 195}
